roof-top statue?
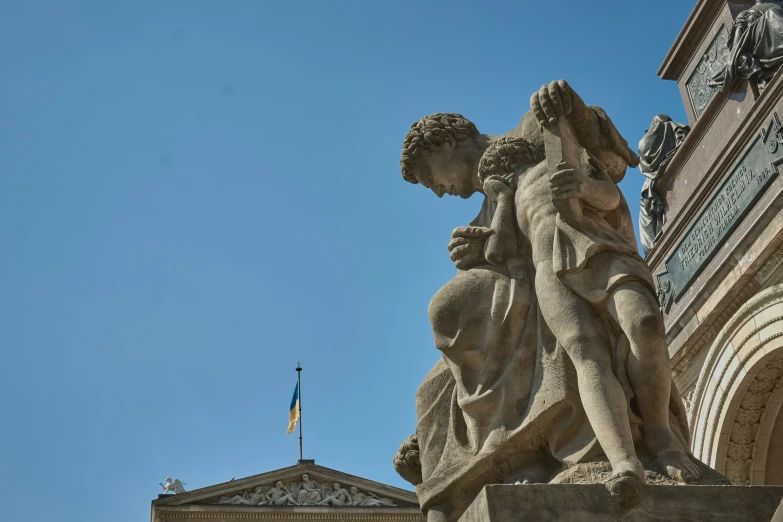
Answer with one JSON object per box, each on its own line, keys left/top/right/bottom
{"left": 159, "top": 477, "right": 186, "bottom": 495}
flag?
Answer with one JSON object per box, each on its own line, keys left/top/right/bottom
{"left": 287, "top": 383, "right": 300, "bottom": 434}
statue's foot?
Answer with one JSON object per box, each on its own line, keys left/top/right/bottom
{"left": 605, "top": 469, "right": 644, "bottom": 506}
{"left": 506, "top": 450, "right": 552, "bottom": 485}
{"left": 655, "top": 449, "right": 703, "bottom": 483}
{"left": 645, "top": 426, "right": 702, "bottom": 482}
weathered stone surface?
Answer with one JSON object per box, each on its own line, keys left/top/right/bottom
{"left": 460, "top": 484, "right": 783, "bottom": 522}
{"left": 550, "top": 454, "right": 729, "bottom": 486}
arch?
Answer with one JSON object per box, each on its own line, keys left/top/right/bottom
{"left": 689, "top": 284, "right": 783, "bottom": 485}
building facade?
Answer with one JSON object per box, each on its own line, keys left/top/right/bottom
{"left": 649, "top": 0, "right": 783, "bottom": 487}
{"left": 151, "top": 461, "right": 425, "bottom": 522}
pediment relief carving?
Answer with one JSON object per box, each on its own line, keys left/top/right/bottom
{"left": 215, "top": 473, "right": 396, "bottom": 507}
{"left": 153, "top": 464, "right": 418, "bottom": 509}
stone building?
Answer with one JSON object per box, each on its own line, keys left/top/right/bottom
{"left": 648, "top": 0, "right": 783, "bottom": 487}
{"left": 151, "top": 460, "right": 425, "bottom": 522}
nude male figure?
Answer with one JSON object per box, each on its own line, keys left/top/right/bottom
{"left": 400, "top": 80, "right": 701, "bottom": 493}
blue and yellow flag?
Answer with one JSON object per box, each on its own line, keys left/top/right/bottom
{"left": 287, "top": 383, "right": 300, "bottom": 434}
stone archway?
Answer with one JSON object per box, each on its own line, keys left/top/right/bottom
{"left": 689, "top": 284, "right": 783, "bottom": 485}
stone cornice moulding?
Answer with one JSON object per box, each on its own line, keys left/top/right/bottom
{"left": 153, "top": 505, "right": 425, "bottom": 521}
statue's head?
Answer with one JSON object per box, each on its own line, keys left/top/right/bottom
{"left": 302, "top": 474, "right": 310, "bottom": 481}
{"left": 350, "top": 487, "right": 359, "bottom": 494}
{"left": 400, "top": 113, "right": 485, "bottom": 199}
{"left": 275, "top": 481, "right": 284, "bottom": 488}
{"left": 333, "top": 482, "right": 340, "bottom": 490}
{"left": 477, "top": 136, "right": 544, "bottom": 183}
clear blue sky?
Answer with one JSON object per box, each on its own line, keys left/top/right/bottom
{"left": 0, "top": 1, "right": 695, "bottom": 520}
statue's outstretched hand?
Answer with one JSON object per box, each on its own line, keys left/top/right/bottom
{"left": 530, "top": 79, "right": 574, "bottom": 125}
{"left": 449, "top": 226, "right": 492, "bottom": 270}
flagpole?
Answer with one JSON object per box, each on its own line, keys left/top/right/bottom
{"left": 296, "top": 362, "right": 303, "bottom": 462}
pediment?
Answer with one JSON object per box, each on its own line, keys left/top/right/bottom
{"left": 153, "top": 461, "right": 419, "bottom": 509}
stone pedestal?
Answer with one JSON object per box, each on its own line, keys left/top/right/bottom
{"left": 459, "top": 484, "right": 783, "bottom": 522}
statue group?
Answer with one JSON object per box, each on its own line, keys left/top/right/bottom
{"left": 393, "top": 80, "right": 727, "bottom": 522}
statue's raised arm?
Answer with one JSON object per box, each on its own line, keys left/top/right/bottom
{"left": 510, "top": 80, "right": 639, "bottom": 183}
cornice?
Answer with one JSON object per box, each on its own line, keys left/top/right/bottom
{"left": 658, "top": 0, "right": 730, "bottom": 80}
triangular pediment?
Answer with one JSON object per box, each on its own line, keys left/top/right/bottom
{"left": 153, "top": 461, "right": 419, "bottom": 509}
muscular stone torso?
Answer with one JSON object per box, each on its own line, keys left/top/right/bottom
{"left": 513, "top": 161, "right": 558, "bottom": 270}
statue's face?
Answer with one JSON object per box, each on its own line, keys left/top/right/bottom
{"left": 333, "top": 482, "right": 340, "bottom": 489}
{"left": 350, "top": 487, "right": 358, "bottom": 494}
{"left": 415, "top": 142, "right": 480, "bottom": 199}
{"left": 276, "top": 481, "right": 284, "bottom": 488}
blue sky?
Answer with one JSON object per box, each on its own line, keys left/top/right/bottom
{"left": 0, "top": 1, "right": 695, "bottom": 520}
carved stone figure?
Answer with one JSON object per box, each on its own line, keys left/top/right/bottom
{"left": 637, "top": 115, "right": 690, "bottom": 255}
{"left": 396, "top": 80, "right": 711, "bottom": 522}
{"left": 159, "top": 477, "right": 186, "bottom": 495}
{"left": 264, "top": 481, "right": 298, "bottom": 506}
{"left": 318, "top": 482, "right": 352, "bottom": 506}
{"left": 349, "top": 487, "right": 395, "bottom": 507}
{"left": 220, "top": 486, "right": 266, "bottom": 506}
{"left": 216, "top": 478, "right": 395, "bottom": 508}
{"left": 296, "top": 473, "right": 322, "bottom": 505}
{"left": 710, "top": 0, "right": 783, "bottom": 92}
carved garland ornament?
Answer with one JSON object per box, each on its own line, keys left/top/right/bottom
{"left": 724, "top": 353, "right": 783, "bottom": 485}
{"left": 216, "top": 474, "right": 396, "bottom": 507}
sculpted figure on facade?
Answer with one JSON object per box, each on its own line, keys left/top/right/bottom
{"left": 220, "top": 486, "right": 266, "bottom": 506}
{"left": 216, "top": 477, "right": 395, "bottom": 507}
{"left": 296, "top": 474, "right": 322, "bottom": 504}
{"left": 264, "top": 481, "right": 298, "bottom": 506}
{"left": 349, "top": 487, "right": 395, "bottom": 507}
{"left": 637, "top": 115, "right": 690, "bottom": 255}
{"left": 318, "top": 482, "right": 352, "bottom": 506}
{"left": 710, "top": 0, "right": 783, "bottom": 92}
{"left": 395, "top": 80, "right": 717, "bottom": 522}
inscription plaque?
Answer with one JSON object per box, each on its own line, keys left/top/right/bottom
{"left": 686, "top": 25, "right": 730, "bottom": 120}
{"left": 657, "top": 113, "right": 783, "bottom": 310}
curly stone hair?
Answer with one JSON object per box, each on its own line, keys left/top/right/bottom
{"left": 400, "top": 113, "right": 480, "bottom": 184}
{"left": 393, "top": 434, "right": 422, "bottom": 486}
{"left": 477, "top": 136, "right": 545, "bottom": 183}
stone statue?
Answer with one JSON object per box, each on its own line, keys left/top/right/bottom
{"left": 264, "top": 481, "right": 298, "bottom": 506}
{"left": 318, "top": 482, "right": 352, "bottom": 506}
{"left": 159, "top": 477, "right": 186, "bottom": 495}
{"left": 637, "top": 115, "right": 690, "bottom": 255}
{"left": 710, "top": 0, "right": 783, "bottom": 92}
{"left": 396, "top": 80, "right": 714, "bottom": 522}
{"left": 296, "top": 473, "right": 322, "bottom": 505}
